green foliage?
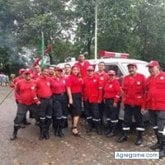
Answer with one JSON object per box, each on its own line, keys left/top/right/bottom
{"left": 0, "top": 0, "right": 164, "bottom": 72}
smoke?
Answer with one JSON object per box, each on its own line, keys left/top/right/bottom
{"left": 0, "top": 31, "right": 34, "bottom": 67}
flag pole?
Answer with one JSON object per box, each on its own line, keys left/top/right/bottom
{"left": 94, "top": 0, "right": 98, "bottom": 60}
{"left": 41, "top": 32, "right": 45, "bottom": 67}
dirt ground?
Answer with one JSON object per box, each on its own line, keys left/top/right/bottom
{"left": 0, "top": 87, "right": 164, "bottom": 165}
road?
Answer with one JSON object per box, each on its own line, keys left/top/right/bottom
{"left": 0, "top": 87, "right": 164, "bottom": 165}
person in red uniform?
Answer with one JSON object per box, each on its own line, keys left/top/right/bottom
{"left": 10, "top": 68, "right": 32, "bottom": 127}
{"left": 118, "top": 63, "right": 145, "bottom": 145}
{"left": 95, "top": 62, "right": 109, "bottom": 126}
{"left": 10, "top": 69, "right": 40, "bottom": 140}
{"left": 31, "top": 65, "right": 41, "bottom": 80}
{"left": 83, "top": 66, "right": 102, "bottom": 134}
{"left": 51, "top": 67, "right": 68, "bottom": 137}
{"left": 75, "top": 54, "right": 90, "bottom": 78}
{"left": 141, "top": 61, "right": 165, "bottom": 158}
{"left": 66, "top": 66, "right": 83, "bottom": 136}
{"left": 35, "top": 68, "right": 53, "bottom": 140}
{"left": 103, "top": 70, "right": 121, "bottom": 137}
{"left": 48, "top": 66, "right": 55, "bottom": 78}
{"left": 10, "top": 68, "right": 25, "bottom": 89}
{"left": 64, "top": 63, "right": 71, "bottom": 78}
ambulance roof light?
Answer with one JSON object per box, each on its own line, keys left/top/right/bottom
{"left": 99, "top": 50, "right": 129, "bottom": 58}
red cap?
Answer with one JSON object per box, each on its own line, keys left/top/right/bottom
{"left": 146, "top": 60, "right": 159, "bottom": 67}
{"left": 127, "top": 63, "right": 137, "bottom": 68}
{"left": 19, "top": 68, "right": 25, "bottom": 75}
{"left": 108, "top": 70, "right": 116, "bottom": 75}
{"left": 24, "top": 69, "right": 31, "bottom": 74}
{"left": 87, "top": 66, "right": 94, "bottom": 71}
{"left": 55, "top": 67, "right": 63, "bottom": 72}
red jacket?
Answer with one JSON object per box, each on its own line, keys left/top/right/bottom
{"left": 51, "top": 76, "right": 66, "bottom": 94}
{"left": 15, "top": 79, "right": 39, "bottom": 105}
{"left": 75, "top": 60, "right": 90, "bottom": 78}
{"left": 122, "top": 73, "right": 145, "bottom": 106}
{"left": 36, "top": 76, "right": 52, "bottom": 98}
{"left": 103, "top": 79, "right": 121, "bottom": 103}
{"left": 83, "top": 75, "right": 101, "bottom": 103}
{"left": 143, "top": 72, "right": 165, "bottom": 111}
{"left": 95, "top": 71, "right": 109, "bottom": 102}
{"left": 66, "top": 74, "right": 83, "bottom": 94}
{"left": 10, "top": 76, "right": 24, "bottom": 101}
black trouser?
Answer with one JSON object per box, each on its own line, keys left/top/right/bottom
{"left": 149, "top": 110, "right": 165, "bottom": 134}
{"left": 149, "top": 110, "right": 165, "bottom": 143}
{"left": 38, "top": 97, "right": 52, "bottom": 133}
{"left": 52, "top": 93, "right": 68, "bottom": 120}
{"left": 104, "top": 99, "right": 119, "bottom": 124}
{"left": 14, "top": 103, "right": 38, "bottom": 126}
{"left": 122, "top": 104, "right": 145, "bottom": 132}
{"left": 52, "top": 93, "right": 68, "bottom": 130}
{"left": 84, "top": 101, "right": 101, "bottom": 127}
{"left": 98, "top": 101, "right": 105, "bottom": 125}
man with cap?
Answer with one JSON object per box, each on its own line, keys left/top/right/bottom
{"left": 51, "top": 67, "right": 68, "bottom": 137}
{"left": 83, "top": 66, "right": 102, "bottom": 134}
{"left": 142, "top": 60, "right": 165, "bottom": 158}
{"left": 118, "top": 63, "right": 146, "bottom": 145}
{"left": 75, "top": 54, "right": 90, "bottom": 78}
{"left": 10, "top": 69, "right": 40, "bottom": 140}
{"left": 10, "top": 68, "right": 32, "bottom": 127}
{"left": 35, "top": 67, "right": 53, "bottom": 140}
{"left": 103, "top": 70, "right": 121, "bottom": 137}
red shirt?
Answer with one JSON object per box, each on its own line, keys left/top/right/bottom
{"left": 104, "top": 79, "right": 121, "bottom": 103}
{"left": 75, "top": 60, "right": 90, "bottom": 78}
{"left": 83, "top": 75, "right": 101, "bottom": 103}
{"left": 36, "top": 76, "right": 52, "bottom": 98}
{"left": 143, "top": 72, "right": 165, "bottom": 111}
{"left": 122, "top": 73, "right": 145, "bottom": 106}
{"left": 66, "top": 74, "right": 83, "bottom": 94}
{"left": 15, "top": 79, "right": 38, "bottom": 105}
{"left": 95, "top": 71, "right": 109, "bottom": 102}
{"left": 51, "top": 76, "right": 66, "bottom": 94}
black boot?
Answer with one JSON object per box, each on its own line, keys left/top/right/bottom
{"left": 159, "top": 135, "right": 165, "bottom": 159}
{"left": 150, "top": 129, "right": 161, "bottom": 150}
{"left": 62, "top": 118, "right": 68, "bottom": 129}
{"left": 10, "top": 126, "right": 20, "bottom": 141}
{"left": 106, "top": 123, "right": 117, "bottom": 137}
{"left": 44, "top": 118, "right": 52, "bottom": 140}
{"left": 57, "top": 119, "right": 64, "bottom": 137}
{"left": 39, "top": 128, "right": 45, "bottom": 140}
{"left": 105, "top": 121, "right": 112, "bottom": 136}
{"left": 86, "top": 119, "right": 94, "bottom": 133}
{"left": 52, "top": 117, "right": 58, "bottom": 136}
{"left": 95, "top": 121, "right": 102, "bottom": 135}
{"left": 117, "top": 130, "right": 128, "bottom": 143}
{"left": 39, "top": 119, "right": 45, "bottom": 140}
{"left": 135, "top": 131, "right": 143, "bottom": 145}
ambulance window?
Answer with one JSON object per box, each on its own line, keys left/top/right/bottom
{"left": 105, "top": 65, "right": 123, "bottom": 77}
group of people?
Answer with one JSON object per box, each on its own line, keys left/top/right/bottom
{"left": 10, "top": 54, "right": 165, "bottom": 159}
{"left": 0, "top": 72, "right": 9, "bottom": 86}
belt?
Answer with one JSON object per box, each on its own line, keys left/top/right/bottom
{"left": 39, "top": 96, "right": 51, "bottom": 100}
{"left": 53, "top": 93, "right": 66, "bottom": 96}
